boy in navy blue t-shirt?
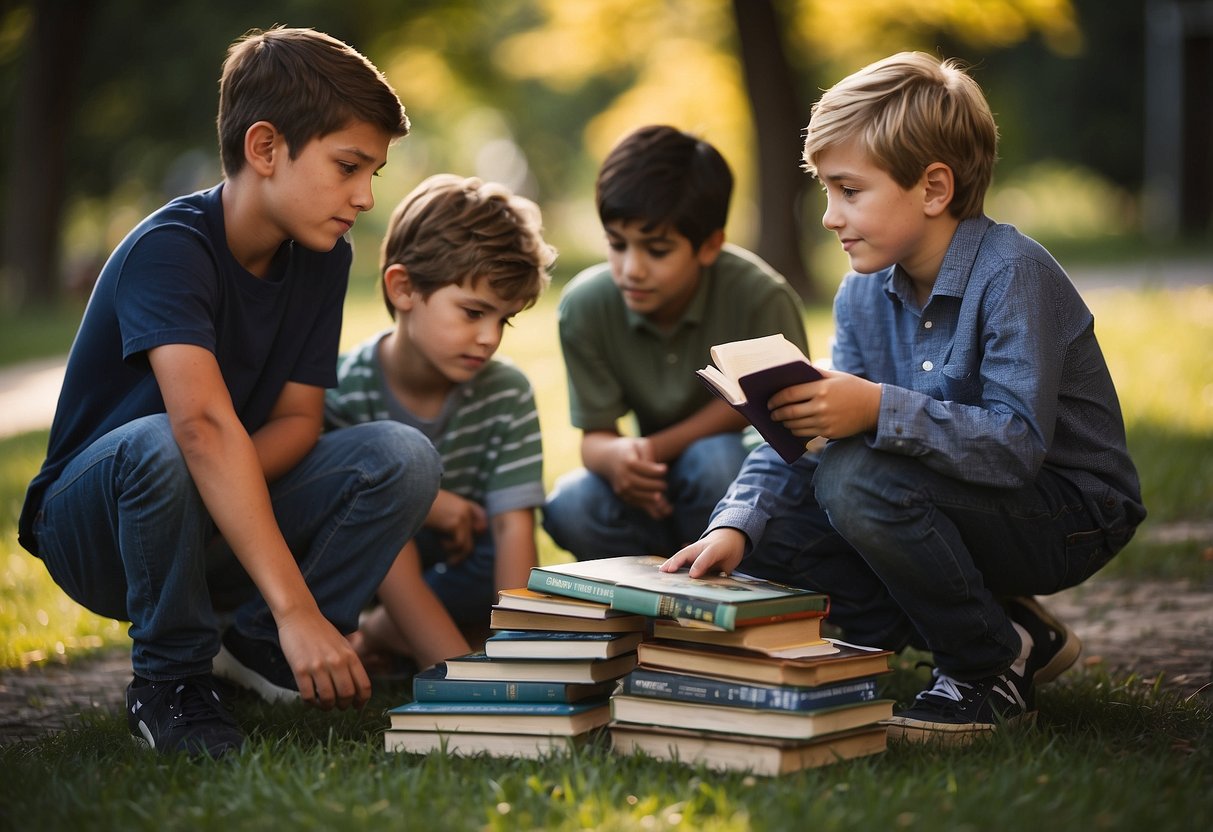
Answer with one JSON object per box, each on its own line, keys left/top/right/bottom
{"left": 19, "top": 27, "right": 440, "bottom": 758}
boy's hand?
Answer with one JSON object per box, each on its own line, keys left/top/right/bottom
{"left": 276, "top": 608, "right": 372, "bottom": 710}
{"left": 768, "top": 369, "right": 881, "bottom": 439}
{"left": 661, "top": 528, "right": 747, "bottom": 578}
{"left": 604, "top": 436, "right": 672, "bottom": 519}
{"left": 427, "top": 490, "right": 488, "bottom": 562}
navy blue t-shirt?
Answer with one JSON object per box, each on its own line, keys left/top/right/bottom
{"left": 19, "top": 185, "right": 350, "bottom": 554}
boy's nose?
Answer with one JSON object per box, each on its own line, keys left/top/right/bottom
{"left": 821, "top": 201, "right": 843, "bottom": 231}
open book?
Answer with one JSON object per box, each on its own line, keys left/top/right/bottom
{"left": 696, "top": 333, "right": 823, "bottom": 463}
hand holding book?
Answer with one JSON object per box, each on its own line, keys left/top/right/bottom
{"left": 696, "top": 333, "right": 824, "bottom": 463}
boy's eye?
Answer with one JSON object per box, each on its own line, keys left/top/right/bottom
{"left": 338, "top": 162, "right": 357, "bottom": 175}
{"left": 647, "top": 247, "right": 671, "bottom": 259}
{"left": 464, "top": 308, "right": 484, "bottom": 320}
{"left": 607, "top": 239, "right": 626, "bottom": 252}
{"left": 841, "top": 187, "right": 858, "bottom": 199}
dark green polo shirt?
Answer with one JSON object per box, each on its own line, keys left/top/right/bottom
{"left": 558, "top": 244, "right": 807, "bottom": 436}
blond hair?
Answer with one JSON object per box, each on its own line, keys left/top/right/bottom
{"left": 803, "top": 52, "right": 998, "bottom": 219}
{"left": 380, "top": 174, "right": 556, "bottom": 318}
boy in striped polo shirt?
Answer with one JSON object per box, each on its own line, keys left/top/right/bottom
{"left": 326, "top": 174, "right": 555, "bottom": 669}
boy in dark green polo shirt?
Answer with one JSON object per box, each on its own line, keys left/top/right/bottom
{"left": 542, "top": 124, "right": 807, "bottom": 560}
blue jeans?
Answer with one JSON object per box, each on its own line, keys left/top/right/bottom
{"left": 31, "top": 415, "right": 441, "bottom": 681}
{"left": 542, "top": 433, "right": 750, "bottom": 559}
{"left": 733, "top": 437, "right": 1130, "bottom": 680}
{"left": 416, "top": 527, "right": 497, "bottom": 630}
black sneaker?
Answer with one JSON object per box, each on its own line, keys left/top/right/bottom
{"left": 212, "top": 629, "right": 301, "bottom": 704}
{"left": 883, "top": 665, "right": 1035, "bottom": 745}
{"left": 126, "top": 675, "right": 244, "bottom": 758}
{"left": 1005, "top": 596, "right": 1081, "bottom": 685}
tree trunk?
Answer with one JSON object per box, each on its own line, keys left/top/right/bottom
{"left": 730, "top": 0, "right": 817, "bottom": 303}
{"left": 1, "top": 0, "right": 92, "bottom": 311}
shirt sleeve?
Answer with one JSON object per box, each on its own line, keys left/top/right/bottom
{"left": 871, "top": 261, "right": 1059, "bottom": 488}
{"left": 830, "top": 275, "right": 868, "bottom": 378}
{"left": 115, "top": 225, "right": 220, "bottom": 368}
{"left": 705, "top": 442, "right": 817, "bottom": 550}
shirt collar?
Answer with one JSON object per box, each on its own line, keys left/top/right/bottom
{"left": 881, "top": 215, "right": 993, "bottom": 305}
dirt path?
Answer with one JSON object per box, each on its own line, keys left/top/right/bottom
{"left": 2, "top": 577, "right": 1210, "bottom": 746}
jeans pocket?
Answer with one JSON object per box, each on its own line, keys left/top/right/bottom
{"left": 1062, "top": 527, "right": 1116, "bottom": 586}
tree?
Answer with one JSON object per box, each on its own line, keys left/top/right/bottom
{"left": 732, "top": 0, "right": 811, "bottom": 298}
{"left": 1, "top": 0, "right": 92, "bottom": 309}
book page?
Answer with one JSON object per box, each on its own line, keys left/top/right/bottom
{"left": 710, "top": 334, "right": 808, "bottom": 380}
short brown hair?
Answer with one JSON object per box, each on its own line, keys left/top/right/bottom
{"left": 217, "top": 26, "right": 409, "bottom": 176}
{"left": 596, "top": 125, "right": 733, "bottom": 251}
{"left": 802, "top": 52, "right": 998, "bottom": 219}
{"left": 380, "top": 174, "right": 556, "bottom": 318}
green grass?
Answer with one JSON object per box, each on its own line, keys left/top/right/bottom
{"left": 1, "top": 276, "right": 1211, "bottom": 829}
{"left": 0, "top": 671, "right": 1209, "bottom": 831}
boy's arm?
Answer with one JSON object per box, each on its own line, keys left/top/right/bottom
{"left": 148, "top": 343, "right": 370, "bottom": 709}
{"left": 251, "top": 380, "right": 325, "bottom": 482}
{"left": 490, "top": 508, "right": 538, "bottom": 593}
{"left": 642, "top": 397, "right": 749, "bottom": 463}
{"left": 368, "top": 541, "right": 470, "bottom": 669}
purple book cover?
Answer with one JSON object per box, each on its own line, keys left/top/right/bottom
{"left": 699, "top": 360, "right": 823, "bottom": 464}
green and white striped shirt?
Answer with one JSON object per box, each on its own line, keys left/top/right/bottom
{"left": 325, "top": 332, "right": 545, "bottom": 517}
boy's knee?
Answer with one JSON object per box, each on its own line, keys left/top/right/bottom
{"left": 813, "top": 438, "right": 898, "bottom": 516}
{"left": 117, "top": 414, "right": 194, "bottom": 493}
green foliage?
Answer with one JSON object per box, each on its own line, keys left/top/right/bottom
{"left": 0, "top": 671, "right": 1209, "bottom": 831}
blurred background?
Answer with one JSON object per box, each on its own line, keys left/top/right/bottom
{"left": 0, "top": 0, "right": 1209, "bottom": 314}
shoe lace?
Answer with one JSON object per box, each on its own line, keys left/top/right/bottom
{"left": 917, "top": 667, "right": 973, "bottom": 703}
{"left": 170, "top": 677, "right": 237, "bottom": 727}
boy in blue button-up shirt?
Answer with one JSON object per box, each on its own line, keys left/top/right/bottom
{"left": 663, "top": 52, "right": 1146, "bottom": 744}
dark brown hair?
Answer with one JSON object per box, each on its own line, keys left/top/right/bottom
{"left": 596, "top": 125, "right": 733, "bottom": 250}
{"left": 217, "top": 26, "right": 409, "bottom": 176}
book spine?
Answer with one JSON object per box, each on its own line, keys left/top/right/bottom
{"left": 610, "top": 585, "right": 738, "bottom": 629}
{"left": 412, "top": 676, "right": 578, "bottom": 703}
{"left": 527, "top": 569, "right": 616, "bottom": 604}
{"left": 621, "top": 668, "right": 877, "bottom": 712}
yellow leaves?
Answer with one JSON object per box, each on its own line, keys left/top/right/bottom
{"left": 794, "top": 0, "right": 1082, "bottom": 63}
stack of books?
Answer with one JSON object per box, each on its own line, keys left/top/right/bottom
{"left": 527, "top": 555, "right": 893, "bottom": 775}
{"left": 383, "top": 587, "right": 645, "bottom": 758}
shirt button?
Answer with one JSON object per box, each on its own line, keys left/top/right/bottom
{"left": 922, "top": 360, "right": 934, "bottom": 371}
{"left": 666, "top": 353, "right": 678, "bottom": 364}
{"left": 924, "top": 320, "right": 933, "bottom": 329}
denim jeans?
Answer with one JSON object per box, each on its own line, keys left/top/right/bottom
{"left": 32, "top": 414, "right": 441, "bottom": 681}
{"left": 733, "top": 437, "right": 1127, "bottom": 680}
{"left": 416, "top": 527, "right": 497, "bottom": 630}
{"left": 542, "top": 432, "right": 750, "bottom": 559}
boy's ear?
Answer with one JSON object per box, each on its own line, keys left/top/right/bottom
{"left": 244, "top": 121, "right": 281, "bottom": 176}
{"left": 383, "top": 264, "right": 417, "bottom": 313}
{"left": 695, "top": 228, "right": 726, "bottom": 267}
{"left": 922, "top": 162, "right": 954, "bottom": 218}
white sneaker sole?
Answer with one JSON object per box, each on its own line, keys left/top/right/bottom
{"left": 213, "top": 645, "right": 301, "bottom": 704}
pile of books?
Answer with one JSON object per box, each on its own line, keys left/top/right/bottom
{"left": 528, "top": 555, "right": 894, "bottom": 776}
{"left": 383, "top": 587, "right": 646, "bottom": 758}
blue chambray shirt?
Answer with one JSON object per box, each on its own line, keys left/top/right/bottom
{"left": 710, "top": 216, "right": 1145, "bottom": 547}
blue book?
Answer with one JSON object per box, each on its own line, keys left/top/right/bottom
{"left": 484, "top": 629, "right": 643, "bottom": 660}
{"left": 387, "top": 698, "right": 611, "bottom": 735}
{"left": 620, "top": 666, "right": 880, "bottom": 713}
{"left": 411, "top": 664, "right": 615, "bottom": 704}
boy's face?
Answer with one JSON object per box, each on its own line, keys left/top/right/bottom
{"left": 401, "top": 279, "right": 526, "bottom": 386}
{"left": 265, "top": 120, "right": 391, "bottom": 253}
{"left": 604, "top": 220, "right": 719, "bottom": 329}
{"left": 816, "top": 138, "right": 934, "bottom": 277}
